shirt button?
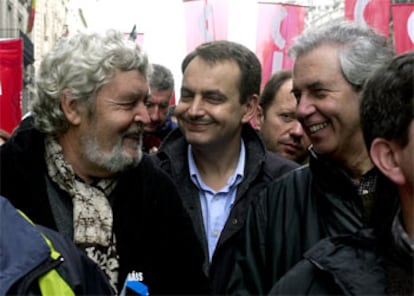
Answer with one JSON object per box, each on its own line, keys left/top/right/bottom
{"left": 214, "top": 195, "right": 220, "bottom": 201}
{"left": 232, "top": 218, "right": 238, "bottom": 225}
{"left": 213, "top": 230, "right": 219, "bottom": 237}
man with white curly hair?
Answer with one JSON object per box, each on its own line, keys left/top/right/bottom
{"left": 0, "top": 30, "right": 208, "bottom": 295}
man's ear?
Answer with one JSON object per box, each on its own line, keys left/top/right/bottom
{"left": 60, "top": 89, "right": 81, "bottom": 125}
{"left": 241, "top": 94, "right": 259, "bottom": 124}
{"left": 370, "top": 138, "right": 406, "bottom": 185}
{"left": 254, "top": 105, "right": 264, "bottom": 130}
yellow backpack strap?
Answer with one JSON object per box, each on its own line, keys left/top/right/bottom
{"left": 17, "top": 210, "right": 75, "bottom": 296}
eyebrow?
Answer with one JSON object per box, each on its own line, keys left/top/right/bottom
{"left": 307, "top": 81, "right": 327, "bottom": 90}
{"left": 120, "top": 91, "right": 150, "bottom": 101}
{"left": 181, "top": 87, "right": 226, "bottom": 98}
{"left": 292, "top": 80, "right": 327, "bottom": 92}
{"left": 180, "top": 86, "right": 193, "bottom": 93}
{"left": 202, "top": 89, "right": 226, "bottom": 98}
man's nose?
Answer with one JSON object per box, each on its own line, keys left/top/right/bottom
{"left": 134, "top": 102, "right": 150, "bottom": 125}
{"left": 296, "top": 94, "right": 315, "bottom": 120}
{"left": 290, "top": 120, "right": 305, "bottom": 137}
{"left": 150, "top": 106, "right": 160, "bottom": 122}
{"left": 187, "top": 95, "right": 204, "bottom": 116}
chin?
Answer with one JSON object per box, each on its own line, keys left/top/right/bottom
{"left": 123, "top": 145, "right": 143, "bottom": 162}
{"left": 106, "top": 151, "right": 142, "bottom": 173}
{"left": 312, "top": 144, "right": 334, "bottom": 156}
{"left": 127, "top": 150, "right": 143, "bottom": 163}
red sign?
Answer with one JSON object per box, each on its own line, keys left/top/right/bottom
{"left": 392, "top": 3, "right": 414, "bottom": 54}
{"left": 0, "top": 39, "right": 23, "bottom": 134}
{"left": 345, "top": 0, "right": 390, "bottom": 37}
{"left": 256, "top": 3, "right": 306, "bottom": 89}
{"left": 183, "top": 0, "right": 229, "bottom": 53}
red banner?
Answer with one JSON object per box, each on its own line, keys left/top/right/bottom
{"left": 183, "top": 0, "right": 229, "bottom": 53}
{"left": 345, "top": 0, "right": 390, "bottom": 37}
{"left": 0, "top": 39, "right": 23, "bottom": 134}
{"left": 392, "top": 3, "right": 414, "bottom": 54}
{"left": 256, "top": 3, "right": 306, "bottom": 89}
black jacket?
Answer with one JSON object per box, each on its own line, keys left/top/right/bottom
{"left": 151, "top": 124, "right": 298, "bottom": 293}
{"left": 269, "top": 229, "right": 388, "bottom": 295}
{"left": 0, "top": 117, "right": 209, "bottom": 295}
{"left": 227, "top": 148, "right": 399, "bottom": 295}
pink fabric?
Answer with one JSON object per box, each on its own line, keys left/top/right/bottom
{"left": 345, "top": 0, "right": 390, "bottom": 37}
{"left": 256, "top": 3, "right": 305, "bottom": 89}
{"left": 0, "top": 38, "right": 23, "bottom": 134}
{"left": 183, "top": 0, "right": 229, "bottom": 53}
{"left": 391, "top": 3, "right": 414, "bottom": 54}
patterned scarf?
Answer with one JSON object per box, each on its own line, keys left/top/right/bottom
{"left": 45, "top": 135, "right": 119, "bottom": 291}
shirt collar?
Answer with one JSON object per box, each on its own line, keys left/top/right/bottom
{"left": 188, "top": 140, "right": 245, "bottom": 191}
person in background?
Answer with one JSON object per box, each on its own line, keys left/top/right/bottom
{"left": 269, "top": 49, "right": 414, "bottom": 296}
{"left": 151, "top": 40, "right": 298, "bottom": 294}
{"left": 226, "top": 20, "right": 397, "bottom": 295}
{"left": 142, "top": 63, "right": 177, "bottom": 153}
{"left": 0, "top": 30, "right": 208, "bottom": 295}
{"left": 255, "top": 70, "right": 311, "bottom": 164}
{"left": 0, "top": 128, "right": 11, "bottom": 145}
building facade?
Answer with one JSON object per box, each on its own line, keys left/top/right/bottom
{"left": 0, "top": 0, "right": 69, "bottom": 114}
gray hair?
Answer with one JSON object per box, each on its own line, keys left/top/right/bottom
{"left": 31, "top": 30, "right": 151, "bottom": 135}
{"left": 149, "top": 64, "right": 174, "bottom": 92}
{"left": 289, "top": 20, "right": 394, "bottom": 91}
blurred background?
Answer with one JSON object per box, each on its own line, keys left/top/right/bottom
{"left": 0, "top": 0, "right": 412, "bottom": 134}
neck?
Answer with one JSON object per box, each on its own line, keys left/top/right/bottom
{"left": 336, "top": 131, "right": 374, "bottom": 181}
{"left": 399, "top": 187, "right": 414, "bottom": 240}
{"left": 191, "top": 140, "right": 241, "bottom": 191}
{"left": 345, "top": 153, "right": 374, "bottom": 182}
{"left": 331, "top": 136, "right": 374, "bottom": 182}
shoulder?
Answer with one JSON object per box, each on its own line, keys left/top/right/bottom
{"left": 271, "top": 230, "right": 385, "bottom": 295}
{"left": 127, "top": 155, "right": 171, "bottom": 182}
{"left": 37, "top": 226, "right": 114, "bottom": 294}
{"left": 264, "top": 164, "right": 312, "bottom": 196}
{"left": 263, "top": 151, "right": 300, "bottom": 175}
{"left": 1, "top": 116, "right": 44, "bottom": 155}
{"left": 251, "top": 165, "right": 313, "bottom": 219}
{"left": 138, "top": 154, "right": 163, "bottom": 175}
{"left": 269, "top": 258, "right": 340, "bottom": 295}
{"left": 118, "top": 155, "right": 182, "bottom": 208}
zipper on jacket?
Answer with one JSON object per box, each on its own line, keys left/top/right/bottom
{"left": 18, "top": 256, "right": 65, "bottom": 294}
{"left": 308, "top": 257, "right": 326, "bottom": 271}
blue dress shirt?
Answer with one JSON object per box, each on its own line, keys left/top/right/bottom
{"left": 188, "top": 141, "right": 245, "bottom": 261}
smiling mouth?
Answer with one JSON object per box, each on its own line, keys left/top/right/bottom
{"left": 183, "top": 119, "right": 212, "bottom": 129}
{"left": 147, "top": 122, "right": 161, "bottom": 129}
{"left": 284, "top": 143, "right": 301, "bottom": 150}
{"left": 308, "top": 122, "right": 328, "bottom": 134}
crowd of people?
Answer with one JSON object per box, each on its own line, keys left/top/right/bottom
{"left": 0, "top": 19, "right": 412, "bottom": 295}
